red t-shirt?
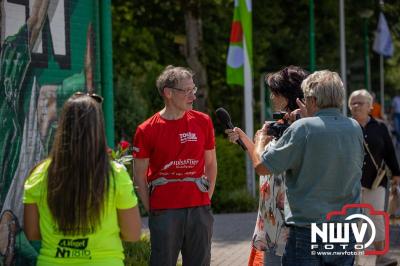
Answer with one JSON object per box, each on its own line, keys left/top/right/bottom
{"left": 133, "top": 110, "right": 215, "bottom": 210}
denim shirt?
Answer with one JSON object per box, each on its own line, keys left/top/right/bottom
{"left": 261, "top": 108, "right": 363, "bottom": 225}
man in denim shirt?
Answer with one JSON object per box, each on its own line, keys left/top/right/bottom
{"left": 232, "top": 70, "right": 363, "bottom": 265}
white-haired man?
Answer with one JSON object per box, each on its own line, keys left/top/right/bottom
{"left": 232, "top": 70, "right": 363, "bottom": 265}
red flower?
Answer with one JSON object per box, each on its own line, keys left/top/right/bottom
{"left": 110, "top": 141, "right": 133, "bottom": 167}
{"left": 260, "top": 182, "right": 270, "bottom": 201}
{"left": 257, "top": 216, "right": 264, "bottom": 231}
{"left": 119, "top": 140, "right": 130, "bottom": 151}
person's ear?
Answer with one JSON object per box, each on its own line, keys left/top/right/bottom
{"left": 309, "top": 97, "right": 317, "bottom": 106}
{"left": 310, "top": 97, "right": 318, "bottom": 113}
{"left": 164, "top": 88, "right": 173, "bottom": 99}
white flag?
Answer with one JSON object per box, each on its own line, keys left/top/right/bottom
{"left": 373, "top": 12, "right": 394, "bottom": 57}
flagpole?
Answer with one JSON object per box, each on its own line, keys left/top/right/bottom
{"left": 260, "top": 74, "right": 265, "bottom": 124}
{"left": 339, "top": 0, "right": 347, "bottom": 115}
{"left": 243, "top": 38, "right": 255, "bottom": 197}
{"left": 379, "top": 0, "right": 385, "bottom": 116}
{"left": 309, "top": 0, "right": 316, "bottom": 72}
{"left": 372, "top": 2, "right": 393, "bottom": 118}
{"left": 226, "top": 0, "right": 255, "bottom": 196}
{"left": 380, "top": 55, "right": 385, "bottom": 115}
{"left": 360, "top": 10, "right": 373, "bottom": 91}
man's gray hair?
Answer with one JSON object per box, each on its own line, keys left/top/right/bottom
{"left": 348, "top": 89, "right": 373, "bottom": 108}
{"left": 156, "top": 65, "right": 194, "bottom": 96}
{"left": 301, "top": 70, "right": 344, "bottom": 109}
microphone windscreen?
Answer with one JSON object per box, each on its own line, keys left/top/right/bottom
{"left": 215, "top": 107, "right": 232, "bottom": 125}
{"left": 215, "top": 107, "right": 247, "bottom": 151}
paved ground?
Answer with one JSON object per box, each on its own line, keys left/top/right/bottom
{"left": 141, "top": 212, "right": 256, "bottom": 265}
{"left": 142, "top": 213, "right": 400, "bottom": 265}
{"left": 210, "top": 215, "right": 400, "bottom": 266}
{"left": 212, "top": 214, "right": 400, "bottom": 266}
{"left": 210, "top": 212, "right": 256, "bottom": 266}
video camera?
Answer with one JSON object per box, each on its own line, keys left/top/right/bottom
{"left": 266, "top": 111, "right": 290, "bottom": 140}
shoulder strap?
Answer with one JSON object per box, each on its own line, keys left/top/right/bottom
{"left": 363, "top": 141, "right": 381, "bottom": 170}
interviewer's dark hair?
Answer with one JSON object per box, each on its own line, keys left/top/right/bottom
{"left": 47, "top": 94, "right": 110, "bottom": 235}
{"left": 265, "top": 66, "right": 308, "bottom": 111}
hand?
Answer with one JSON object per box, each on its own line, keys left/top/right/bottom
{"left": 225, "top": 127, "right": 245, "bottom": 144}
{"left": 296, "top": 98, "right": 308, "bottom": 118}
{"left": 225, "top": 128, "right": 239, "bottom": 144}
{"left": 254, "top": 124, "right": 273, "bottom": 150}
{"left": 286, "top": 109, "right": 301, "bottom": 123}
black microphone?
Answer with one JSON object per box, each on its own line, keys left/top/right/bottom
{"left": 215, "top": 107, "right": 247, "bottom": 151}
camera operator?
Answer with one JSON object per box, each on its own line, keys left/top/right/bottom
{"left": 226, "top": 65, "right": 308, "bottom": 265}
{"left": 231, "top": 70, "right": 364, "bottom": 266}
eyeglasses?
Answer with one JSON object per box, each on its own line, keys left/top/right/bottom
{"left": 170, "top": 86, "right": 198, "bottom": 96}
{"left": 74, "top": 92, "right": 104, "bottom": 103}
{"left": 350, "top": 102, "right": 367, "bottom": 106}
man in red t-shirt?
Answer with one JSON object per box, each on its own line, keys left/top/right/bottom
{"left": 133, "top": 65, "right": 217, "bottom": 266}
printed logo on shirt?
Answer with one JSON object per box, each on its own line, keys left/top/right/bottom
{"left": 184, "top": 171, "right": 196, "bottom": 176}
{"left": 179, "top": 132, "right": 197, "bottom": 143}
{"left": 132, "top": 146, "right": 140, "bottom": 153}
{"left": 162, "top": 159, "right": 199, "bottom": 170}
{"left": 55, "top": 238, "right": 92, "bottom": 259}
{"left": 162, "top": 161, "right": 174, "bottom": 170}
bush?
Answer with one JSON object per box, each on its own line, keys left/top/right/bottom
{"left": 123, "top": 234, "right": 151, "bottom": 266}
{"left": 113, "top": 63, "right": 165, "bottom": 143}
{"left": 114, "top": 76, "right": 149, "bottom": 142}
{"left": 123, "top": 233, "right": 184, "bottom": 266}
{"left": 215, "top": 188, "right": 257, "bottom": 213}
{"left": 212, "top": 136, "right": 257, "bottom": 213}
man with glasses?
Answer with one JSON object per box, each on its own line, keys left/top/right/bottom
{"left": 133, "top": 65, "right": 217, "bottom": 266}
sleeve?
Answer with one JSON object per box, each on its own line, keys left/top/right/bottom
{"left": 23, "top": 180, "right": 38, "bottom": 204}
{"left": 132, "top": 126, "right": 150, "bottom": 158}
{"left": 204, "top": 115, "right": 215, "bottom": 150}
{"left": 261, "top": 124, "right": 305, "bottom": 175}
{"left": 381, "top": 124, "right": 400, "bottom": 176}
{"left": 23, "top": 163, "right": 48, "bottom": 204}
{"left": 115, "top": 165, "right": 138, "bottom": 209}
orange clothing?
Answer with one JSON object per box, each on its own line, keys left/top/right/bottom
{"left": 371, "top": 102, "right": 382, "bottom": 119}
{"left": 248, "top": 246, "right": 264, "bottom": 266}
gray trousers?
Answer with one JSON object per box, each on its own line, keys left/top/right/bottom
{"left": 149, "top": 206, "right": 214, "bottom": 266}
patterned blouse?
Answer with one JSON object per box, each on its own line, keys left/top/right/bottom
{"left": 251, "top": 141, "right": 289, "bottom": 256}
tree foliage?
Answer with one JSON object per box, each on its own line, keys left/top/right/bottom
{"left": 111, "top": 0, "right": 400, "bottom": 212}
{"left": 112, "top": 0, "right": 400, "bottom": 141}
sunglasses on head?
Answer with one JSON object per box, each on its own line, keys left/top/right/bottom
{"left": 74, "top": 91, "right": 104, "bottom": 103}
